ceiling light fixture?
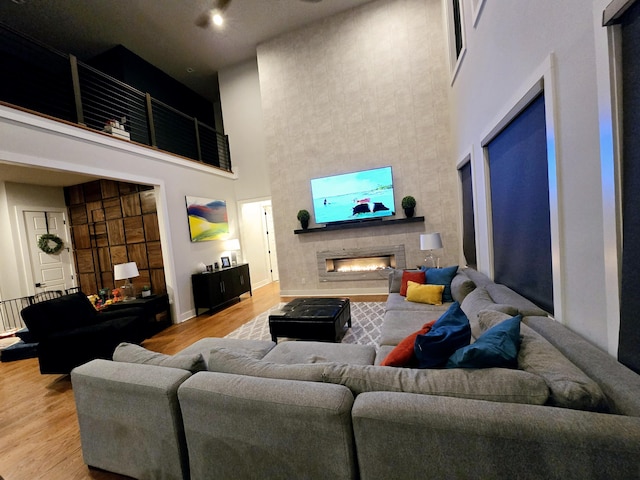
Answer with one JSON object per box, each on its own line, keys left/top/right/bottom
{"left": 212, "top": 12, "right": 223, "bottom": 26}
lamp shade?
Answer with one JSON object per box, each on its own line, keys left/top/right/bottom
{"left": 420, "top": 233, "right": 443, "bottom": 250}
{"left": 114, "top": 262, "right": 139, "bottom": 280}
{"left": 225, "top": 238, "right": 241, "bottom": 251}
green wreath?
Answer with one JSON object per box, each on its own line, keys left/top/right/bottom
{"left": 38, "top": 233, "right": 64, "bottom": 254}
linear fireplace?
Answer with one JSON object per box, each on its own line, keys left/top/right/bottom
{"left": 317, "top": 245, "right": 406, "bottom": 282}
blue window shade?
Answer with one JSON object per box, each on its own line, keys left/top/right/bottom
{"left": 618, "top": 0, "right": 640, "bottom": 374}
{"left": 459, "top": 162, "right": 476, "bottom": 268}
{"left": 487, "top": 94, "right": 553, "bottom": 313}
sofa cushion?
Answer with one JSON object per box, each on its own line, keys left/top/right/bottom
{"left": 450, "top": 271, "right": 476, "bottom": 304}
{"left": 460, "top": 267, "right": 494, "bottom": 288}
{"left": 460, "top": 287, "right": 518, "bottom": 338}
{"left": 262, "top": 341, "right": 376, "bottom": 365}
{"left": 385, "top": 292, "right": 451, "bottom": 313}
{"left": 485, "top": 283, "right": 548, "bottom": 317}
{"left": 405, "top": 282, "right": 444, "bottom": 305}
{"left": 524, "top": 315, "right": 640, "bottom": 417}
{"left": 400, "top": 270, "right": 426, "bottom": 296}
{"left": 177, "top": 338, "right": 276, "bottom": 367}
{"left": 479, "top": 310, "right": 608, "bottom": 411}
{"left": 113, "top": 342, "right": 207, "bottom": 373}
{"left": 380, "top": 320, "right": 437, "bottom": 367}
{"left": 388, "top": 269, "right": 404, "bottom": 294}
{"left": 447, "top": 315, "right": 522, "bottom": 369}
{"left": 379, "top": 310, "right": 442, "bottom": 346}
{"left": 322, "top": 363, "right": 549, "bottom": 404}
{"left": 414, "top": 302, "right": 471, "bottom": 369}
{"left": 422, "top": 265, "right": 458, "bottom": 302}
{"left": 208, "top": 347, "right": 328, "bottom": 382}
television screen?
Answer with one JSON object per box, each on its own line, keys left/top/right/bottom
{"left": 310, "top": 166, "right": 395, "bottom": 224}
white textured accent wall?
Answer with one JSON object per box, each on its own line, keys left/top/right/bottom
{"left": 257, "top": 0, "right": 457, "bottom": 295}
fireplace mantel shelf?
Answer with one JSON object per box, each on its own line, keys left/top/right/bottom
{"left": 294, "top": 216, "right": 424, "bottom": 234}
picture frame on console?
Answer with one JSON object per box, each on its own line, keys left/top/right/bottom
{"left": 221, "top": 256, "right": 231, "bottom": 268}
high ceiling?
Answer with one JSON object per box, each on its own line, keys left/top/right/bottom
{"left": 0, "top": 0, "right": 374, "bottom": 186}
{"left": 0, "top": 0, "right": 375, "bottom": 101}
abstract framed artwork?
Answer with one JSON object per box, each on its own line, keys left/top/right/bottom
{"left": 185, "top": 196, "right": 229, "bottom": 242}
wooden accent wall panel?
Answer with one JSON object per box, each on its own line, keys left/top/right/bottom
{"left": 65, "top": 180, "right": 166, "bottom": 296}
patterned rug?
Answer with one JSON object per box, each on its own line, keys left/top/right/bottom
{"left": 225, "top": 302, "right": 386, "bottom": 347}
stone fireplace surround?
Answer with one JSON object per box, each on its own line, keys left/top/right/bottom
{"left": 317, "top": 245, "right": 406, "bottom": 282}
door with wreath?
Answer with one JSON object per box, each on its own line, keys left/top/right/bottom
{"left": 24, "top": 210, "right": 75, "bottom": 294}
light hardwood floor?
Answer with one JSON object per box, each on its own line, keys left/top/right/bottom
{"left": 0, "top": 282, "right": 387, "bottom": 480}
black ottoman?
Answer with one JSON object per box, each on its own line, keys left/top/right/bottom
{"left": 268, "top": 298, "right": 351, "bottom": 343}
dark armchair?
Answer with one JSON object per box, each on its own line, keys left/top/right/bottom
{"left": 21, "top": 292, "right": 147, "bottom": 374}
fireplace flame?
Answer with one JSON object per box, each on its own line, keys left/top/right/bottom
{"left": 336, "top": 263, "right": 387, "bottom": 272}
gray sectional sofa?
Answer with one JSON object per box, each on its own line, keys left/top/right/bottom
{"left": 71, "top": 268, "right": 640, "bottom": 480}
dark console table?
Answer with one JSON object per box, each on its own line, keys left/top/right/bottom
{"left": 192, "top": 263, "right": 252, "bottom": 315}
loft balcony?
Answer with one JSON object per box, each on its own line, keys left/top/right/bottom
{"left": 0, "top": 22, "right": 231, "bottom": 173}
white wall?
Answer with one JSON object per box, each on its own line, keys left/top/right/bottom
{"left": 219, "top": 59, "right": 271, "bottom": 203}
{"left": 448, "top": 0, "right": 613, "bottom": 352}
{"left": 218, "top": 58, "right": 274, "bottom": 290}
{"left": 257, "top": 0, "right": 458, "bottom": 295}
{"left": 0, "top": 105, "right": 240, "bottom": 322}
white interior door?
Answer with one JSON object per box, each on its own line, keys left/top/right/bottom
{"left": 263, "top": 205, "right": 279, "bottom": 281}
{"left": 24, "top": 210, "right": 75, "bottom": 293}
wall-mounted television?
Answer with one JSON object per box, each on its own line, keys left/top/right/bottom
{"left": 310, "top": 166, "right": 396, "bottom": 224}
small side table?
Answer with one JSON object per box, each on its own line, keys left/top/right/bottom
{"left": 104, "top": 294, "right": 171, "bottom": 337}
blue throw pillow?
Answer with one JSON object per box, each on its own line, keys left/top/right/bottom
{"left": 414, "top": 302, "right": 471, "bottom": 368}
{"left": 421, "top": 265, "right": 458, "bottom": 302}
{"left": 446, "top": 315, "right": 522, "bottom": 369}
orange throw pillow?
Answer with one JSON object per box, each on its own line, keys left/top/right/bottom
{"left": 400, "top": 270, "right": 426, "bottom": 296}
{"left": 380, "top": 320, "right": 437, "bottom": 367}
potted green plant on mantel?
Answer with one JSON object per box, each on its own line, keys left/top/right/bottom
{"left": 401, "top": 196, "right": 416, "bottom": 218}
{"left": 297, "top": 209, "right": 311, "bottom": 230}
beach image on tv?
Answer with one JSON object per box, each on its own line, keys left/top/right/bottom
{"left": 310, "top": 166, "right": 395, "bottom": 224}
{"left": 186, "top": 196, "right": 229, "bottom": 242}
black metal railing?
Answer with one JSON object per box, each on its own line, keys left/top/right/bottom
{"left": 0, "top": 290, "right": 69, "bottom": 332}
{"left": 0, "top": 22, "right": 231, "bottom": 172}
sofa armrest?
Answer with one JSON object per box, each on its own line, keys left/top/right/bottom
{"left": 71, "top": 359, "right": 192, "bottom": 480}
{"left": 352, "top": 392, "right": 640, "bottom": 480}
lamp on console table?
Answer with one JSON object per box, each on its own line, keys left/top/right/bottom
{"left": 420, "top": 233, "right": 443, "bottom": 269}
{"left": 114, "top": 261, "right": 139, "bottom": 301}
{"left": 225, "top": 238, "right": 241, "bottom": 265}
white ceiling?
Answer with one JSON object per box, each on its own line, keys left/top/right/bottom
{"left": 0, "top": 0, "right": 374, "bottom": 187}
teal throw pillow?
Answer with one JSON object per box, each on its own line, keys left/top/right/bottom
{"left": 414, "top": 302, "right": 471, "bottom": 368}
{"left": 422, "top": 265, "right": 458, "bottom": 302}
{"left": 446, "top": 314, "right": 522, "bottom": 369}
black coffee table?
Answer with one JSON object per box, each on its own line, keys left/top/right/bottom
{"left": 268, "top": 298, "right": 351, "bottom": 343}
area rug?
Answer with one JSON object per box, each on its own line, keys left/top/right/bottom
{"left": 225, "top": 302, "right": 386, "bottom": 347}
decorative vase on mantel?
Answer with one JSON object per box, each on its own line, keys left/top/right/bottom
{"left": 403, "top": 207, "right": 415, "bottom": 218}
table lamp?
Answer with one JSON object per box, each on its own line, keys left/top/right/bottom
{"left": 114, "top": 261, "right": 139, "bottom": 301}
{"left": 225, "top": 238, "right": 241, "bottom": 265}
{"left": 420, "top": 233, "right": 443, "bottom": 268}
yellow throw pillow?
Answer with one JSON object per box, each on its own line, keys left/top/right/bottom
{"left": 405, "top": 281, "right": 445, "bottom": 305}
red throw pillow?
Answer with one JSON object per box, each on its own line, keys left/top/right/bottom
{"left": 380, "top": 320, "right": 437, "bottom": 367}
{"left": 400, "top": 270, "right": 426, "bottom": 296}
